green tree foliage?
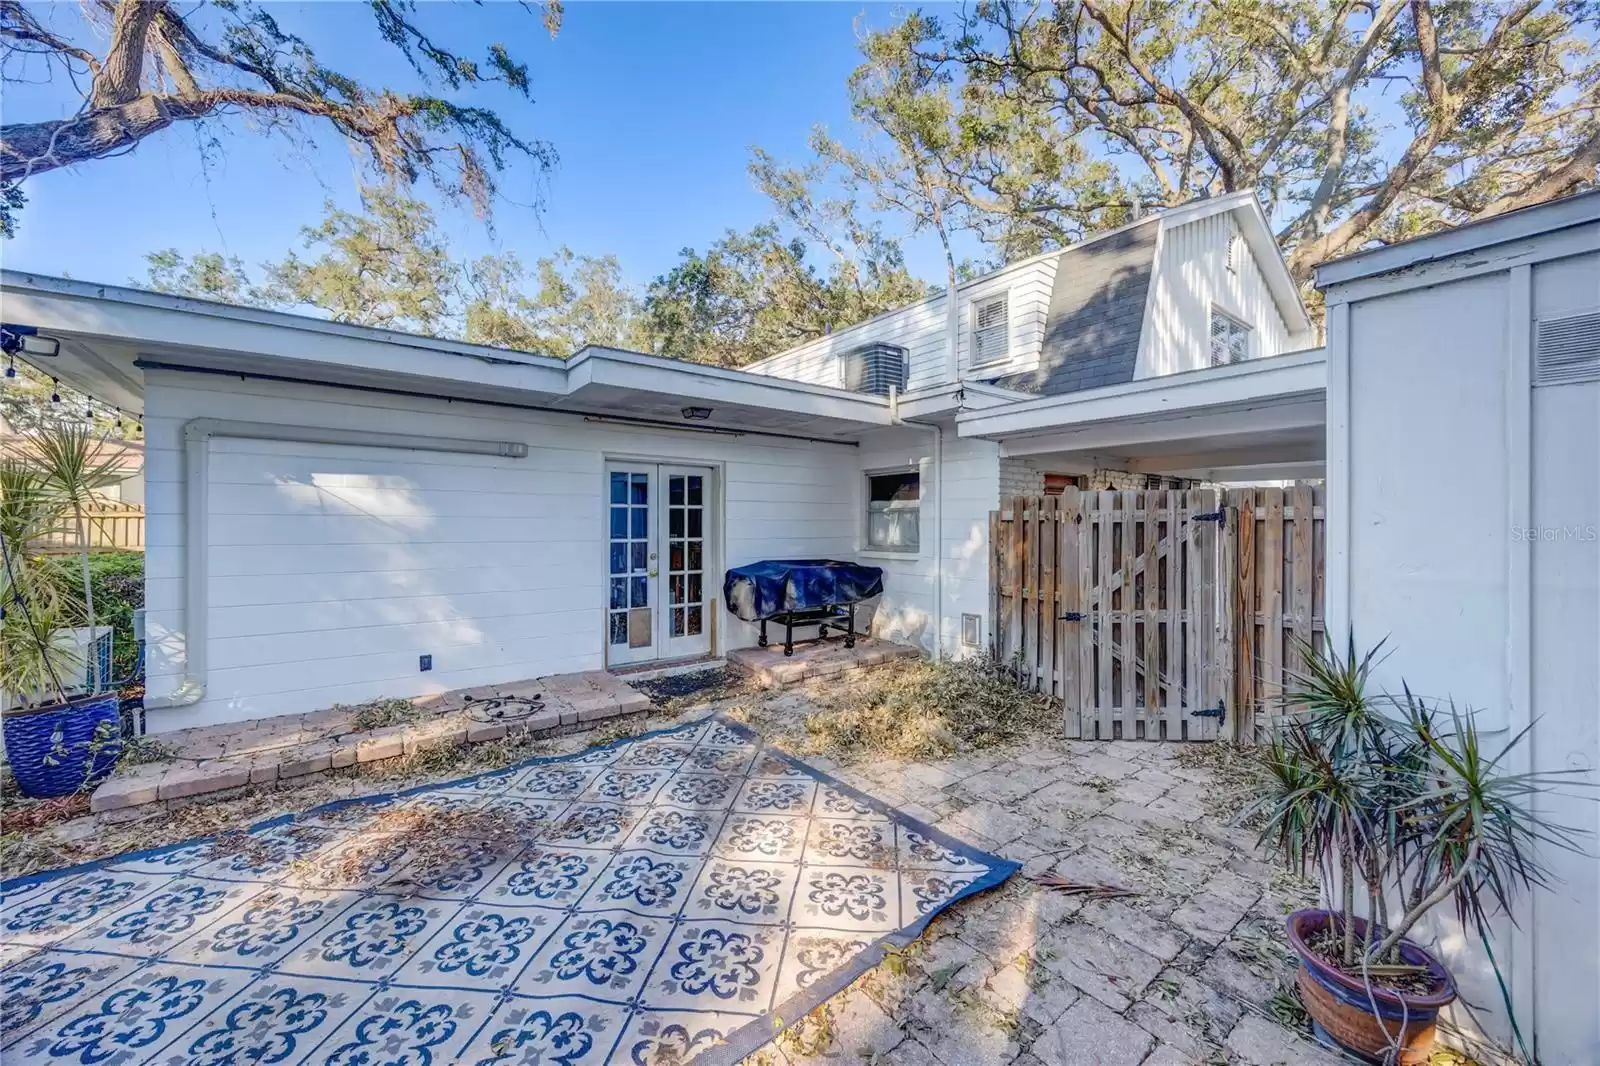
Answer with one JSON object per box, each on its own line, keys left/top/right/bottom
{"left": 142, "top": 189, "right": 646, "bottom": 357}
{"left": 0, "top": 0, "right": 562, "bottom": 235}
{"left": 642, "top": 213, "right": 926, "bottom": 368}
{"left": 263, "top": 186, "right": 458, "bottom": 334}
{"left": 463, "top": 248, "right": 647, "bottom": 357}
{"left": 144, "top": 250, "right": 261, "bottom": 305}
{"left": 782, "top": 1, "right": 1600, "bottom": 283}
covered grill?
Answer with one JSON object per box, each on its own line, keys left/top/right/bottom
{"left": 723, "top": 559, "right": 884, "bottom": 656}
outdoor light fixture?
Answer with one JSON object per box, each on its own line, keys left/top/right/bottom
{"left": 681, "top": 406, "right": 712, "bottom": 421}
{"left": 0, "top": 324, "right": 61, "bottom": 359}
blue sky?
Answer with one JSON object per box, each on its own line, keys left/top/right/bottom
{"left": 4, "top": 2, "right": 964, "bottom": 291}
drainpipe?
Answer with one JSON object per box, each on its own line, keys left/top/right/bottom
{"left": 893, "top": 394, "right": 946, "bottom": 663}
{"left": 144, "top": 418, "right": 529, "bottom": 711}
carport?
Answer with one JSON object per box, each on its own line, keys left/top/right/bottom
{"left": 956, "top": 349, "right": 1326, "bottom": 483}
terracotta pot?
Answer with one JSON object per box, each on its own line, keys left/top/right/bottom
{"left": 1285, "top": 908, "right": 1457, "bottom": 1065}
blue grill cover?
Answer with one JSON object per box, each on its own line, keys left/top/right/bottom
{"left": 723, "top": 559, "right": 884, "bottom": 623}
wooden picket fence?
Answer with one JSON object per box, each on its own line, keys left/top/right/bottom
{"left": 990, "top": 483, "right": 1324, "bottom": 743}
{"left": 34, "top": 502, "right": 145, "bottom": 553}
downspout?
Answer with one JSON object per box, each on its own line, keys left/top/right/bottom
{"left": 893, "top": 400, "right": 947, "bottom": 663}
{"left": 144, "top": 419, "right": 529, "bottom": 710}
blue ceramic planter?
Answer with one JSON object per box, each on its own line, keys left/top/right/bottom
{"left": 3, "top": 691, "right": 123, "bottom": 798}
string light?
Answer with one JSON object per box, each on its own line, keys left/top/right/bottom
{"left": 18, "top": 365, "right": 142, "bottom": 437}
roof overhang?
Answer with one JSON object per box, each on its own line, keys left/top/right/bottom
{"left": 891, "top": 379, "right": 1037, "bottom": 422}
{"left": 1, "top": 271, "right": 894, "bottom": 443}
{"left": 1315, "top": 190, "right": 1600, "bottom": 294}
{"left": 957, "top": 349, "right": 1327, "bottom": 481}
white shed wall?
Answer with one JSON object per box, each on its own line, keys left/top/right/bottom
{"left": 1137, "top": 212, "right": 1307, "bottom": 379}
{"left": 141, "top": 371, "right": 858, "bottom": 730}
{"left": 1332, "top": 244, "right": 1599, "bottom": 1065}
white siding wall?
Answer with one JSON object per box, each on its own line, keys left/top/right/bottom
{"left": 1334, "top": 246, "right": 1600, "bottom": 1064}
{"left": 142, "top": 371, "right": 857, "bottom": 730}
{"left": 855, "top": 426, "right": 1000, "bottom": 657}
{"left": 1527, "top": 252, "right": 1599, "bottom": 1066}
{"left": 744, "top": 258, "right": 1059, "bottom": 391}
{"left": 1137, "top": 211, "right": 1306, "bottom": 378}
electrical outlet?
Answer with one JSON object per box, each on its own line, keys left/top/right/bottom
{"left": 419, "top": 654, "right": 432, "bottom": 672}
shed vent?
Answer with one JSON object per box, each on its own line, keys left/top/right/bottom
{"left": 1534, "top": 311, "right": 1600, "bottom": 387}
{"left": 840, "top": 342, "right": 910, "bottom": 396}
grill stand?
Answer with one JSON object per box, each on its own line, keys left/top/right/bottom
{"left": 758, "top": 603, "right": 858, "bottom": 656}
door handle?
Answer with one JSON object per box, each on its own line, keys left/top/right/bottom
{"left": 648, "top": 568, "right": 658, "bottom": 578}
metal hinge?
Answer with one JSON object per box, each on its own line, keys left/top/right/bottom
{"left": 1061, "top": 611, "right": 1084, "bottom": 622}
{"left": 1191, "top": 510, "right": 1226, "bottom": 529}
{"left": 1191, "top": 701, "right": 1226, "bottom": 724}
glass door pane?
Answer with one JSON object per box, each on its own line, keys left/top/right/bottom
{"left": 661, "top": 468, "right": 711, "bottom": 659}
{"left": 606, "top": 466, "right": 656, "bottom": 664}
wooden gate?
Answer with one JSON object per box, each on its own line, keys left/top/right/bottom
{"left": 990, "top": 483, "right": 1324, "bottom": 742}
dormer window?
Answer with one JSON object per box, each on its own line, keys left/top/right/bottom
{"left": 970, "top": 294, "right": 1009, "bottom": 367}
{"left": 1210, "top": 307, "right": 1252, "bottom": 366}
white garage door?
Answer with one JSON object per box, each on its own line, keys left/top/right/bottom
{"left": 201, "top": 437, "right": 595, "bottom": 719}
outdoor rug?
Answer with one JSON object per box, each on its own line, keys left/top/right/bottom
{"left": 1, "top": 714, "right": 1018, "bottom": 1066}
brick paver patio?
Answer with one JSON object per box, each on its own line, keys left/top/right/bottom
{"left": 725, "top": 687, "right": 1345, "bottom": 1066}
{"left": 17, "top": 651, "right": 1347, "bottom": 1066}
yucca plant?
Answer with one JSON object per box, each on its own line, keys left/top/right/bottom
{"left": 19, "top": 421, "right": 127, "bottom": 691}
{"left": 0, "top": 459, "right": 81, "bottom": 708}
{"left": 1254, "top": 636, "right": 1582, "bottom": 970}
{"left": 1248, "top": 635, "right": 1584, "bottom": 1063}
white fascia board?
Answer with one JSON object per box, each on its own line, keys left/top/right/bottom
{"left": 997, "top": 398, "right": 1325, "bottom": 457}
{"left": 1314, "top": 191, "right": 1600, "bottom": 290}
{"left": 1, "top": 270, "right": 567, "bottom": 370}
{"left": 569, "top": 346, "right": 893, "bottom": 425}
{"left": 957, "top": 348, "right": 1327, "bottom": 440}
{"left": 1, "top": 279, "right": 571, "bottom": 399}
{"left": 889, "top": 380, "right": 1035, "bottom": 421}
{"left": 894, "top": 383, "right": 963, "bottom": 420}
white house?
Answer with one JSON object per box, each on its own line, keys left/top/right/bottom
{"left": 0, "top": 190, "right": 1318, "bottom": 732}
{"left": 1318, "top": 191, "right": 1600, "bottom": 1065}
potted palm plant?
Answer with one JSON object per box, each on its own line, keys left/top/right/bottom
{"left": 0, "top": 456, "right": 123, "bottom": 797}
{"left": 1250, "top": 637, "right": 1578, "bottom": 1065}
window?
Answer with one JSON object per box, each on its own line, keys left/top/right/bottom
{"left": 970, "top": 294, "right": 1009, "bottom": 367}
{"left": 1209, "top": 308, "right": 1252, "bottom": 366}
{"left": 866, "top": 471, "right": 920, "bottom": 551}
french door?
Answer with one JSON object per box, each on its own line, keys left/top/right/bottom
{"left": 605, "top": 463, "right": 713, "bottom": 665}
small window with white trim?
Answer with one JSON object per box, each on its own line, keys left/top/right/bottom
{"left": 866, "top": 471, "right": 920, "bottom": 551}
{"left": 970, "top": 294, "right": 1009, "bottom": 367}
{"left": 1209, "top": 307, "right": 1252, "bottom": 366}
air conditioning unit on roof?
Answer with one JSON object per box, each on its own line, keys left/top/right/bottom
{"left": 840, "top": 342, "right": 910, "bottom": 397}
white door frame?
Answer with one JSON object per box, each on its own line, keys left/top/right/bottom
{"left": 603, "top": 460, "right": 718, "bottom": 667}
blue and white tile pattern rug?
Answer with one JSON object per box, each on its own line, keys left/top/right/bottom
{"left": 1, "top": 714, "right": 1017, "bottom": 1065}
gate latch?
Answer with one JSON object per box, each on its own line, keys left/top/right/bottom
{"left": 1191, "top": 701, "right": 1226, "bottom": 724}
{"left": 1191, "top": 509, "right": 1226, "bottom": 529}
{"left": 1060, "top": 611, "right": 1084, "bottom": 622}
